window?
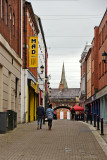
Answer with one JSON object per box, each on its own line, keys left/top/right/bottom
{"left": 9, "top": 6, "right": 11, "bottom": 20}
{"left": 1, "top": 0, "right": 3, "bottom": 18}
{"left": 13, "top": 13, "right": 15, "bottom": 36}
{"left": 106, "top": 21, "right": 107, "bottom": 39}
{"left": 15, "top": 77, "right": 18, "bottom": 97}
{"left": 5, "top": 0, "right": 8, "bottom": 24}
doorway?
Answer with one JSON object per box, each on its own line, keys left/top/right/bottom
{"left": 67, "top": 111, "right": 70, "bottom": 120}
{"left": 60, "top": 111, "right": 64, "bottom": 119}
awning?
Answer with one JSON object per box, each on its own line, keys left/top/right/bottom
{"left": 70, "top": 105, "right": 84, "bottom": 111}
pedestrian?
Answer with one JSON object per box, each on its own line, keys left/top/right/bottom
{"left": 46, "top": 104, "right": 54, "bottom": 130}
{"left": 71, "top": 108, "right": 75, "bottom": 120}
{"left": 36, "top": 105, "right": 45, "bottom": 130}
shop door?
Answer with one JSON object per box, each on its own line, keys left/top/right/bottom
{"left": 67, "top": 111, "right": 70, "bottom": 120}
{"left": 60, "top": 111, "right": 64, "bottom": 119}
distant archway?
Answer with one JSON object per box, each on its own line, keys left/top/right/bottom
{"left": 53, "top": 106, "right": 71, "bottom": 111}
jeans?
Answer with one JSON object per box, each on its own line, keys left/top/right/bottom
{"left": 48, "top": 119, "right": 52, "bottom": 128}
{"left": 37, "top": 116, "right": 43, "bottom": 129}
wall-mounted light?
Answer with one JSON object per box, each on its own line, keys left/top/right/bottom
{"left": 49, "top": 87, "right": 51, "bottom": 93}
{"left": 40, "top": 65, "right": 44, "bottom": 74}
{"left": 45, "top": 76, "right": 48, "bottom": 81}
{"left": 102, "top": 51, "right": 107, "bottom": 63}
{"left": 47, "top": 82, "right": 50, "bottom": 88}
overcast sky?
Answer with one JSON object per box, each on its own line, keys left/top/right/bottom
{"left": 28, "top": 0, "right": 107, "bottom": 88}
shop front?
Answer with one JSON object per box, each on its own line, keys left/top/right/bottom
{"left": 85, "top": 95, "right": 100, "bottom": 120}
{"left": 27, "top": 79, "right": 39, "bottom": 122}
{"left": 96, "top": 86, "right": 107, "bottom": 123}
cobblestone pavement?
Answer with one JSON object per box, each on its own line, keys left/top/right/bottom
{"left": 0, "top": 120, "right": 107, "bottom": 160}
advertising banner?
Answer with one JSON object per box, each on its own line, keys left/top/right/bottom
{"left": 29, "top": 37, "right": 38, "bottom": 67}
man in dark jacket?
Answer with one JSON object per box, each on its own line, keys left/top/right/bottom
{"left": 36, "top": 105, "right": 45, "bottom": 129}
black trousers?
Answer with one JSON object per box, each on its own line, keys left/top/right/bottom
{"left": 48, "top": 119, "right": 52, "bottom": 128}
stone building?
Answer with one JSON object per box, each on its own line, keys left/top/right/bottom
{"left": 0, "top": 0, "right": 22, "bottom": 123}
{"left": 50, "top": 63, "right": 80, "bottom": 119}
{"left": 79, "top": 43, "right": 91, "bottom": 109}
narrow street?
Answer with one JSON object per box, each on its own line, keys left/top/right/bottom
{"left": 0, "top": 120, "right": 107, "bottom": 160}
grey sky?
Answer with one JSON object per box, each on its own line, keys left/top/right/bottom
{"left": 28, "top": 0, "right": 107, "bottom": 88}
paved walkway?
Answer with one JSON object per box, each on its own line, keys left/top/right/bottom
{"left": 0, "top": 120, "right": 107, "bottom": 160}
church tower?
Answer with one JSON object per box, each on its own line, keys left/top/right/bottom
{"left": 59, "top": 63, "right": 68, "bottom": 90}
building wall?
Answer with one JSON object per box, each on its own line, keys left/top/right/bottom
{"left": 0, "top": 0, "right": 21, "bottom": 57}
{"left": 87, "top": 50, "right": 91, "bottom": 99}
{"left": 0, "top": 34, "right": 22, "bottom": 123}
{"left": 23, "top": 4, "right": 38, "bottom": 77}
{"left": 84, "top": 10, "right": 107, "bottom": 123}
{"left": 98, "top": 11, "right": 107, "bottom": 90}
{"left": 22, "top": 2, "right": 39, "bottom": 123}
{"left": 100, "top": 95, "right": 107, "bottom": 123}
{"left": 36, "top": 17, "right": 46, "bottom": 107}
{"left": 21, "top": 69, "right": 27, "bottom": 123}
{"left": 91, "top": 11, "right": 107, "bottom": 95}
{"left": 91, "top": 27, "right": 99, "bottom": 96}
{"left": 0, "top": 0, "right": 22, "bottom": 123}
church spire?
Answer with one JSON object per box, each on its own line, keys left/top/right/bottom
{"left": 59, "top": 62, "right": 68, "bottom": 89}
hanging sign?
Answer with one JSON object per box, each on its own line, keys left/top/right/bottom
{"left": 29, "top": 37, "right": 38, "bottom": 67}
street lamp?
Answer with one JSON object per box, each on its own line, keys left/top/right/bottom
{"left": 102, "top": 51, "right": 107, "bottom": 63}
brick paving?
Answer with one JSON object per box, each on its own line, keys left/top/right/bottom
{"left": 0, "top": 120, "right": 107, "bottom": 160}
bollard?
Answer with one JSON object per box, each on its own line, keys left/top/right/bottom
{"left": 86, "top": 114, "right": 88, "bottom": 123}
{"left": 83, "top": 114, "right": 85, "bottom": 122}
{"left": 83, "top": 114, "right": 84, "bottom": 122}
{"left": 97, "top": 115, "right": 100, "bottom": 130}
{"left": 90, "top": 113, "right": 92, "bottom": 125}
{"left": 101, "top": 118, "right": 104, "bottom": 135}
{"left": 94, "top": 113, "right": 96, "bottom": 127}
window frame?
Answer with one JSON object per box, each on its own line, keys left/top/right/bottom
{"left": 1, "top": 0, "right": 3, "bottom": 18}
{"left": 13, "top": 13, "right": 15, "bottom": 36}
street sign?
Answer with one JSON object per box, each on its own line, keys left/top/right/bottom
{"left": 29, "top": 37, "right": 38, "bottom": 67}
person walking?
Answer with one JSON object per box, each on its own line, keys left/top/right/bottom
{"left": 36, "top": 105, "right": 45, "bottom": 129}
{"left": 46, "top": 104, "right": 54, "bottom": 130}
{"left": 71, "top": 108, "right": 75, "bottom": 120}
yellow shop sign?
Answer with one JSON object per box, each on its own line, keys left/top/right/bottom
{"left": 29, "top": 37, "right": 38, "bottom": 67}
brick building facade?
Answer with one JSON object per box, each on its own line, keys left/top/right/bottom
{"left": 21, "top": 1, "right": 39, "bottom": 123}
{"left": 81, "top": 10, "right": 107, "bottom": 123}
